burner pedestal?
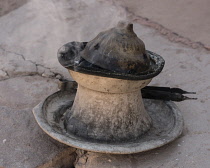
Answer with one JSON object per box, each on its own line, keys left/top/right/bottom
{"left": 64, "top": 70, "right": 152, "bottom": 141}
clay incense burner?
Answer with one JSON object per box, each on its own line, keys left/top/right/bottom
{"left": 33, "top": 21, "right": 183, "bottom": 154}
{"left": 57, "top": 21, "right": 164, "bottom": 142}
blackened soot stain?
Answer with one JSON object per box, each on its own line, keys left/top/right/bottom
{"left": 94, "top": 43, "right": 100, "bottom": 50}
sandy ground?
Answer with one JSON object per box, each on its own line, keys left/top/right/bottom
{"left": 0, "top": 0, "right": 209, "bottom": 167}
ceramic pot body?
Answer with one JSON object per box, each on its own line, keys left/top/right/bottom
{"left": 64, "top": 70, "right": 152, "bottom": 142}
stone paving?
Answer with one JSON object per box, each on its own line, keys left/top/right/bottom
{"left": 0, "top": 0, "right": 210, "bottom": 167}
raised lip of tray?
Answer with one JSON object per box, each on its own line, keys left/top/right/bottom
{"left": 33, "top": 90, "right": 183, "bottom": 154}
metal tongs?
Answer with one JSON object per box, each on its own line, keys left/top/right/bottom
{"left": 58, "top": 79, "right": 197, "bottom": 102}
{"left": 142, "top": 86, "right": 197, "bottom": 102}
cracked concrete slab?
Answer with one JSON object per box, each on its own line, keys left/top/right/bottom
{"left": 0, "top": 47, "right": 37, "bottom": 80}
{"left": 0, "top": 46, "right": 63, "bottom": 81}
{"left": 0, "top": 0, "right": 210, "bottom": 167}
{"left": 114, "top": 0, "right": 210, "bottom": 49}
{"left": 0, "top": 0, "right": 126, "bottom": 80}
{"left": 0, "top": 76, "right": 74, "bottom": 168}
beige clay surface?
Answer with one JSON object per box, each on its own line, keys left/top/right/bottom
{"left": 68, "top": 71, "right": 151, "bottom": 141}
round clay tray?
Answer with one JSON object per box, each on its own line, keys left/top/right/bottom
{"left": 33, "top": 89, "right": 184, "bottom": 154}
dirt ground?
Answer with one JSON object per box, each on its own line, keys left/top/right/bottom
{"left": 0, "top": 0, "right": 209, "bottom": 167}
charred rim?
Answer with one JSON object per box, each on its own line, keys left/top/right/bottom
{"left": 62, "top": 49, "right": 165, "bottom": 80}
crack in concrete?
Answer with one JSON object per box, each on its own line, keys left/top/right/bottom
{"left": 0, "top": 46, "right": 26, "bottom": 61}
{"left": 131, "top": 15, "right": 209, "bottom": 50}
{"left": 111, "top": 0, "right": 210, "bottom": 51}
{"left": 0, "top": 47, "right": 64, "bottom": 81}
{"left": 74, "top": 149, "right": 88, "bottom": 167}
{"left": 0, "top": 69, "right": 10, "bottom": 81}
{"left": 37, "top": 148, "right": 77, "bottom": 168}
{"left": 0, "top": 74, "right": 49, "bottom": 82}
{"left": 1, "top": 69, "right": 9, "bottom": 77}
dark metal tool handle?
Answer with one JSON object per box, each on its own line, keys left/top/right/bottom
{"left": 142, "top": 86, "right": 197, "bottom": 101}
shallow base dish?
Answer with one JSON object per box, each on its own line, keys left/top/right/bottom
{"left": 33, "top": 89, "right": 183, "bottom": 154}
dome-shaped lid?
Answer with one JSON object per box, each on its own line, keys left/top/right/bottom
{"left": 57, "top": 22, "right": 165, "bottom": 80}
{"left": 81, "top": 21, "right": 151, "bottom": 74}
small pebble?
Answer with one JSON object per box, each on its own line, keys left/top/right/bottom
{"left": 55, "top": 74, "right": 62, "bottom": 79}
